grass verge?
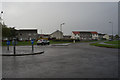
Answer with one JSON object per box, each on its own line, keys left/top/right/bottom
{"left": 2, "top": 40, "right": 73, "bottom": 46}
{"left": 90, "top": 42, "right": 120, "bottom": 49}
{"left": 2, "top": 40, "right": 98, "bottom": 46}
{"left": 104, "top": 40, "right": 120, "bottom": 44}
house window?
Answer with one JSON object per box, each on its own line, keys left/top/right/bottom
{"left": 29, "top": 33, "right": 31, "bottom": 36}
{"left": 34, "top": 33, "right": 36, "bottom": 35}
{"left": 20, "top": 33, "right": 22, "bottom": 36}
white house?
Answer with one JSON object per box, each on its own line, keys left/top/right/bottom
{"left": 103, "top": 34, "right": 110, "bottom": 40}
{"left": 71, "top": 31, "right": 98, "bottom": 40}
{"left": 91, "top": 32, "right": 99, "bottom": 40}
{"left": 98, "top": 33, "right": 110, "bottom": 40}
{"left": 50, "top": 30, "right": 63, "bottom": 39}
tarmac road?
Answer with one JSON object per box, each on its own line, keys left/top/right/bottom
{"left": 2, "top": 42, "right": 118, "bottom": 78}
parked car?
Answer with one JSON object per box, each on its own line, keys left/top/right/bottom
{"left": 37, "top": 39, "right": 50, "bottom": 45}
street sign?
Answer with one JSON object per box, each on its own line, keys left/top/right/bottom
{"left": 12, "top": 40, "right": 17, "bottom": 45}
{"left": 6, "top": 40, "right": 10, "bottom": 51}
{"left": 6, "top": 40, "right": 10, "bottom": 45}
{"left": 12, "top": 38, "right": 17, "bottom": 55}
{"left": 31, "top": 40, "right": 34, "bottom": 44}
{"left": 31, "top": 39, "right": 34, "bottom": 53}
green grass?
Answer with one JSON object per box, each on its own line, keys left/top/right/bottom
{"left": 50, "top": 40, "right": 73, "bottom": 44}
{"left": 2, "top": 41, "right": 37, "bottom": 46}
{"left": 104, "top": 40, "right": 120, "bottom": 44}
{"left": 90, "top": 42, "right": 120, "bottom": 49}
{"left": 50, "top": 40, "right": 99, "bottom": 44}
{"left": 2, "top": 40, "right": 73, "bottom": 46}
{"left": 2, "top": 40, "right": 98, "bottom": 46}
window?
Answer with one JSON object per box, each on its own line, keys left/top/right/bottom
{"left": 34, "top": 33, "right": 36, "bottom": 35}
{"left": 29, "top": 33, "right": 31, "bottom": 36}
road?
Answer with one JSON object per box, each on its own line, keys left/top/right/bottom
{"left": 2, "top": 42, "right": 118, "bottom": 78}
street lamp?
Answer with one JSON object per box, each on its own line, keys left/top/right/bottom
{"left": 109, "top": 21, "right": 113, "bottom": 40}
{"left": 60, "top": 23, "right": 65, "bottom": 32}
{"left": 0, "top": 11, "right": 3, "bottom": 24}
{"left": 1, "top": 11, "right": 3, "bottom": 14}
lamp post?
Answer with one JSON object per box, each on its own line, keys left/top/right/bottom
{"left": 60, "top": 23, "right": 65, "bottom": 32}
{"left": 0, "top": 11, "right": 3, "bottom": 24}
{"left": 109, "top": 21, "right": 113, "bottom": 40}
{"left": 60, "top": 23, "right": 65, "bottom": 39}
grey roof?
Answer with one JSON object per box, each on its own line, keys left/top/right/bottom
{"left": 51, "top": 30, "right": 63, "bottom": 35}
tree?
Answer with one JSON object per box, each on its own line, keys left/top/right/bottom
{"left": 2, "top": 24, "right": 11, "bottom": 39}
{"left": 2, "top": 24, "right": 17, "bottom": 40}
{"left": 115, "top": 34, "right": 119, "bottom": 40}
{"left": 9, "top": 27, "right": 17, "bottom": 39}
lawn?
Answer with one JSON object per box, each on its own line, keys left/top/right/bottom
{"left": 2, "top": 41, "right": 37, "bottom": 46}
{"left": 2, "top": 40, "right": 98, "bottom": 46}
{"left": 104, "top": 40, "right": 120, "bottom": 44}
{"left": 50, "top": 40, "right": 73, "bottom": 44}
{"left": 90, "top": 41, "right": 120, "bottom": 49}
{"left": 2, "top": 40, "right": 73, "bottom": 46}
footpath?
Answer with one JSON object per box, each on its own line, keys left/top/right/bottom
{"left": 2, "top": 45, "right": 44, "bottom": 56}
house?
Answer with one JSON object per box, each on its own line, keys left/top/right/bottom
{"left": 71, "top": 31, "right": 98, "bottom": 40}
{"left": 16, "top": 29, "right": 38, "bottom": 41}
{"left": 98, "top": 33, "right": 109, "bottom": 40}
{"left": 103, "top": 34, "right": 110, "bottom": 40}
{"left": 98, "top": 33, "right": 105, "bottom": 40}
{"left": 63, "top": 35, "right": 71, "bottom": 39}
{"left": 37, "top": 34, "right": 50, "bottom": 39}
{"left": 50, "top": 30, "right": 63, "bottom": 39}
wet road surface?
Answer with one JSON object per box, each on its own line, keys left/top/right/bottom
{"left": 2, "top": 43, "right": 118, "bottom": 78}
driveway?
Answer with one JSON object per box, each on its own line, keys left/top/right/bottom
{"left": 2, "top": 42, "right": 118, "bottom": 78}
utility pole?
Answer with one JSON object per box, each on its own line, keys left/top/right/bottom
{"left": 41, "top": 29, "right": 42, "bottom": 34}
{"left": 60, "top": 23, "right": 65, "bottom": 32}
{"left": 109, "top": 21, "right": 113, "bottom": 40}
{"left": 60, "top": 23, "right": 65, "bottom": 39}
{"left": 0, "top": 11, "right": 3, "bottom": 24}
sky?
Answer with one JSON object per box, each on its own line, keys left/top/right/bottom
{"left": 2, "top": 2, "right": 118, "bottom": 35}
{"left": 1, "top": 0, "right": 119, "bottom": 2}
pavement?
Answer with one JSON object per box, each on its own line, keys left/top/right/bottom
{"left": 2, "top": 42, "right": 118, "bottom": 78}
{"left": 2, "top": 46, "right": 44, "bottom": 56}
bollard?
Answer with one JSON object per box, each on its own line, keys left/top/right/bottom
{"left": 6, "top": 40, "right": 10, "bottom": 51}
{"left": 13, "top": 44, "right": 16, "bottom": 55}
{"left": 7, "top": 45, "right": 9, "bottom": 51}
{"left": 31, "top": 39, "right": 34, "bottom": 53}
{"left": 12, "top": 38, "right": 16, "bottom": 55}
{"left": 32, "top": 44, "right": 34, "bottom": 53}
{"left": 73, "top": 40, "right": 75, "bottom": 43}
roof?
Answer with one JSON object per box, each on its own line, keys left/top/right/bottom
{"left": 18, "top": 29, "right": 37, "bottom": 31}
{"left": 51, "top": 30, "right": 63, "bottom": 35}
{"left": 91, "top": 32, "right": 98, "bottom": 34}
{"left": 16, "top": 29, "right": 37, "bottom": 32}
{"left": 72, "top": 31, "right": 80, "bottom": 34}
{"left": 98, "top": 33, "right": 106, "bottom": 36}
{"left": 38, "top": 34, "right": 50, "bottom": 36}
{"left": 72, "top": 31, "right": 98, "bottom": 34}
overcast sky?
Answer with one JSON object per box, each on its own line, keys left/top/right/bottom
{"left": 2, "top": 2, "right": 118, "bottom": 35}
